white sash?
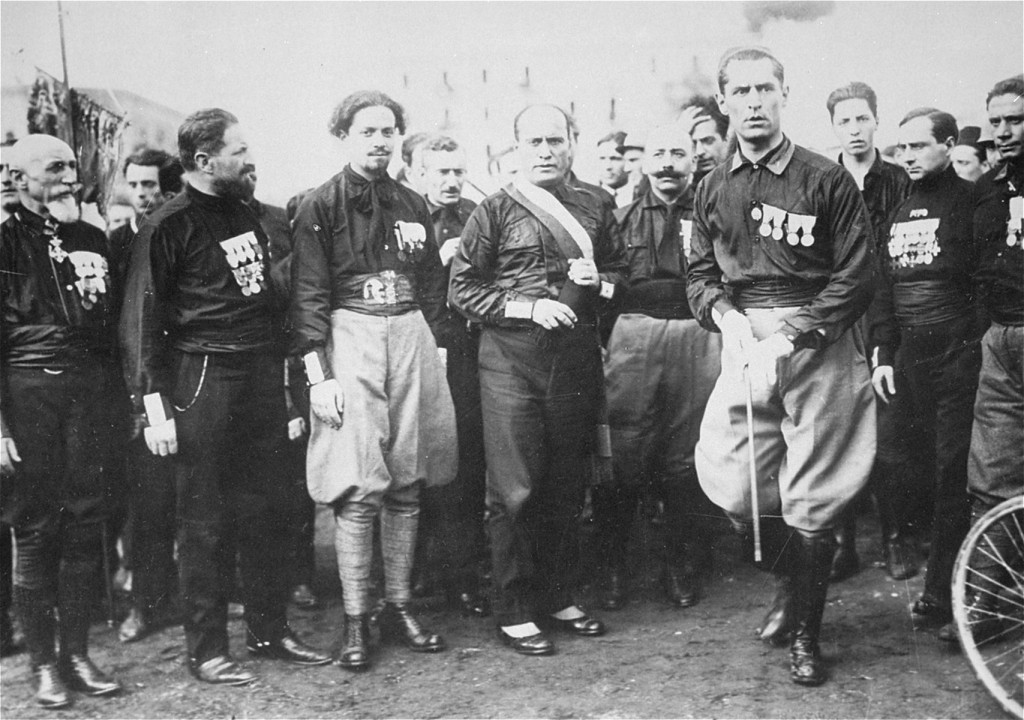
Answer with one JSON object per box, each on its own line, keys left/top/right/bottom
{"left": 513, "top": 176, "right": 593, "bottom": 260}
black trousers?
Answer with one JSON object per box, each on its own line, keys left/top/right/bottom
{"left": 169, "top": 350, "right": 290, "bottom": 663}
{"left": 419, "top": 330, "right": 488, "bottom": 591}
{"left": 123, "top": 438, "right": 178, "bottom": 610}
{"left": 478, "top": 326, "right": 601, "bottom": 626}
{"left": 279, "top": 436, "right": 316, "bottom": 590}
{"left": 885, "top": 314, "right": 982, "bottom": 607}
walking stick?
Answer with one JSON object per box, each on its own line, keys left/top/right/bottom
{"left": 99, "top": 521, "right": 116, "bottom": 627}
{"left": 744, "top": 365, "right": 762, "bottom": 563}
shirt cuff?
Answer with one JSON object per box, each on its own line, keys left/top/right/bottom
{"left": 504, "top": 300, "right": 534, "bottom": 320}
{"left": 303, "top": 349, "right": 333, "bottom": 385}
{"left": 599, "top": 281, "right": 615, "bottom": 300}
{"left": 143, "top": 393, "right": 176, "bottom": 426}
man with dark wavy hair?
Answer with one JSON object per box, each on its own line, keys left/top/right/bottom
{"left": 121, "top": 108, "right": 330, "bottom": 686}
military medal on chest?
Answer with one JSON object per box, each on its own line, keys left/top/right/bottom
{"left": 679, "top": 219, "right": 693, "bottom": 255}
{"left": 889, "top": 218, "right": 941, "bottom": 267}
{"left": 1007, "top": 196, "right": 1023, "bottom": 249}
{"left": 393, "top": 221, "right": 426, "bottom": 262}
{"left": 219, "top": 231, "right": 266, "bottom": 296}
{"left": 752, "top": 202, "right": 816, "bottom": 246}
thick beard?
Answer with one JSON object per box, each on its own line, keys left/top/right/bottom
{"left": 45, "top": 195, "right": 80, "bottom": 224}
{"left": 212, "top": 174, "right": 255, "bottom": 202}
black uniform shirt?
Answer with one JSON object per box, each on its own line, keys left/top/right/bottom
{"left": 1, "top": 207, "right": 116, "bottom": 370}
{"left": 687, "top": 136, "right": 874, "bottom": 349}
{"left": 107, "top": 218, "right": 137, "bottom": 288}
{"left": 840, "top": 151, "right": 912, "bottom": 252}
{"left": 974, "top": 156, "right": 1024, "bottom": 326}
{"left": 119, "top": 184, "right": 282, "bottom": 417}
{"left": 449, "top": 181, "right": 628, "bottom": 328}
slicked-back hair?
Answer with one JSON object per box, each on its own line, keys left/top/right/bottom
{"left": 123, "top": 148, "right": 171, "bottom": 175}
{"left": 900, "top": 107, "right": 959, "bottom": 145}
{"left": 513, "top": 104, "right": 575, "bottom": 142}
{"left": 683, "top": 95, "right": 729, "bottom": 139}
{"left": 178, "top": 108, "right": 238, "bottom": 172}
{"left": 123, "top": 148, "right": 183, "bottom": 194}
{"left": 717, "top": 46, "right": 784, "bottom": 94}
{"left": 597, "top": 131, "right": 627, "bottom": 149}
{"left": 329, "top": 90, "right": 406, "bottom": 138}
{"left": 422, "top": 135, "right": 460, "bottom": 154}
{"left": 986, "top": 75, "right": 1024, "bottom": 106}
{"left": 826, "top": 82, "right": 879, "bottom": 120}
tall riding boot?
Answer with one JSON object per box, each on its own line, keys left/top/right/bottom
{"left": 14, "top": 585, "right": 70, "bottom": 708}
{"left": 876, "top": 492, "right": 919, "bottom": 581}
{"left": 662, "top": 479, "right": 699, "bottom": 608}
{"left": 592, "top": 485, "right": 636, "bottom": 611}
{"left": 789, "top": 530, "right": 836, "bottom": 687}
{"left": 829, "top": 509, "right": 859, "bottom": 582}
{"left": 735, "top": 516, "right": 797, "bottom": 644}
{"left": 380, "top": 502, "right": 445, "bottom": 653}
{"left": 58, "top": 527, "right": 121, "bottom": 697}
{"left": 335, "top": 506, "right": 375, "bottom": 670}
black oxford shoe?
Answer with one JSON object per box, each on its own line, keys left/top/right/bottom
{"left": 32, "top": 663, "right": 72, "bottom": 709}
{"left": 497, "top": 627, "right": 555, "bottom": 656}
{"left": 246, "top": 628, "right": 332, "bottom": 666}
{"left": 546, "top": 611, "right": 606, "bottom": 637}
{"left": 118, "top": 606, "right": 151, "bottom": 643}
{"left": 379, "top": 603, "right": 446, "bottom": 652}
{"left": 790, "top": 637, "right": 827, "bottom": 686}
{"left": 662, "top": 568, "right": 699, "bottom": 608}
{"left": 59, "top": 655, "right": 121, "bottom": 697}
{"left": 189, "top": 655, "right": 257, "bottom": 686}
{"left": 911, "top": 594, "right": 952, "bottom": 627}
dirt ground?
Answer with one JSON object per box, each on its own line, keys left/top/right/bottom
{"left": 0, "top": 506, "right": 1008, "bottom": 719}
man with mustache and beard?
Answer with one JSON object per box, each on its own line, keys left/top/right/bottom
{"left": 592, "top": 122, "right": 722, "bottom": 614}
{"left": 290, "top": 91, "right": 456, "bottom": 672}
{"left": 687, "top": 47, "right": 876, "bottom": 687}
{"left": 120, "top": 108, "right": 331, "bottom": 686}
{"left": 1, "top": 134, "right": 122, "bottom": 707}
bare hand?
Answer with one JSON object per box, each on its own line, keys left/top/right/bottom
{"left": 872, "top": 366, "right": 896, "bottom": 403}
{"left": 144, "top": 419, "right": 178, "bottom": 456}
{"left": 310, "top": 379, "right": 344, "bottom": 429}
{"left": 287, "top": 416, "right": 308, "bottom": 441}
{"left": 1, "top": 437, "right": 21, "bottom": 475}
{"left": 532, "top": 299, "right": 577, "bottom": 330}
{"left": 567, "top": 258, "right": 600, "bottom": 287}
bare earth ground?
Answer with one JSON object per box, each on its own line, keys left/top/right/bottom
{"left": 0, "top": 507, "right": 1008, "bottom": 719}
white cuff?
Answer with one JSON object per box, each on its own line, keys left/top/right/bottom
{"left": 303, "top": 352, "right": 326, "bottom": 385}
{"left": 143, "top": 393, "right": 167, "bottom": 425}
{"left": 505, "top": 300, "right": 534, "bottom": 319}
{"left": 599, "top": 281, "right": 615, "bottom": 300}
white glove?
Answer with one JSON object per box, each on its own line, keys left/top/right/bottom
{"left": 439, "top": 237, "right": 460, "bottom": 266}
{"left": 287, "top": 416, "right": 308, "bottom": 441}
{"left": 717, "top": 309, "right": 756, "bottom": 358}
{"left": 872, "top": 366, "right": 896, "bottom": 403}
{"left": 144, "top": 419, "right": 178, "bottom": 456}
{"left": 310, "top": 379, "right": 344, "bottom": 429}
{"left": 746, "top": 333, "right": 794, "bottom": 392}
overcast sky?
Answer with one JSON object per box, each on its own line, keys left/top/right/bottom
{"left": 2, "top": 1, "right": 1022, "bottom": 204}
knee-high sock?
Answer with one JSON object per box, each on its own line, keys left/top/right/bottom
{"left": 335, "top": 506, "right": 375, "bottom": 616}
{"left": 381, "top": 501, "right": 420, "bottom": 605}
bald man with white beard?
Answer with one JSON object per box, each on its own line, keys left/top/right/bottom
{"left": 1, "top": 134, "right": 122, "bottom": 708}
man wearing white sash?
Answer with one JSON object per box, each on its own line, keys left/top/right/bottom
{"left": 450, "top": 104, "right": 627, "bottom": 656}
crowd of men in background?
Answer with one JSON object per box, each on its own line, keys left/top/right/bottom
{"left": 1, "top": 45, "right": 1021, "bottom": 709}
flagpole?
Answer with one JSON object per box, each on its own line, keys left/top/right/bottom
{"left": 56, "top": 0, "right": 77, "bottom": 150}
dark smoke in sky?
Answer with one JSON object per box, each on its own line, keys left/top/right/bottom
{"left": 743, "top": 1, "right": 836, "bottom": 34}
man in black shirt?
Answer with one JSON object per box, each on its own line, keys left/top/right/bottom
{"left": 2, "top": 134, "right": 122, "bottom": 707}
{"left": 120, "top": 109, "right": 330, "bottom": 685}
{"left": 687, "top": 47, "right": 875, "bottom": 686}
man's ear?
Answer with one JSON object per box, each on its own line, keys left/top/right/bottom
{"left": 781, "top": 85, "right": 790, "bottom": 108}
{"left": 194, "top": 152, "right": 212, "bottom": 173}
{"left": 715, "top": 93, "right": 729, "bottom": 117}
{"left": 8, "top": 167, "right": 27, "bottom": 191}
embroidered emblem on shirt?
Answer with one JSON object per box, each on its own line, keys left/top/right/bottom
{"left": 393, "top": 221, "right": 426, "bottom": 262}
{"left": 750, "top": 203, "right": 817, "bottom": 246}
{"left": 67, "top": 251, "right": 109, "bottom": 309}
{"left": 363, "top": 270, "right": 398, "bottom": 305}
{"left": 679, "top": 219, "right": 693, "bottom": 255}
{"left": 909, "top": 208, "right": 929, "bottom": 219}
{"left": 888, "top": 218, "right": 941, "bottom": 267}
{"left": 1007, "top": 196, "right": 1023, "bottom": 249}
{"left": 219, "top": 231, "right": 266, "bottom": 296}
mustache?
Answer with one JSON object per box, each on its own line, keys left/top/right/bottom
{"left": 651, "top": 169, "right": 684, "bottom": 179}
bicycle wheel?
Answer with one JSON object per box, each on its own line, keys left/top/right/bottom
{"left": 952, "top": 496, "right": 1024, "bottom": 718}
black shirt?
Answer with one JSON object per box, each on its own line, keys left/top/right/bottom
{"left": 974, "top": 156, "right": 1024, "bottom": 325}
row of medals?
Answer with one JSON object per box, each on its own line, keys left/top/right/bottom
{"left": 751, "top": 203, "right": 816, "bottom": 247}
{"left": 222, "top": 240, "right": 265, "bottom": 296}
{"left": 888, "top": 219, "right": 941, "bottom": 266}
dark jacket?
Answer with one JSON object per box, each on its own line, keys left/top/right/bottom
{"left": 973, "top": 156, "right": 1024, "bottom": 326}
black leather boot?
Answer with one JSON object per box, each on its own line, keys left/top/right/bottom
{"left": 737, "top": 517, "right": 797, "bottom": 644}
{"left": 339, "top": 614, "right": 370, "bottom": 670}
{"left": 829, "top": 511, "right": 859, "bottom": 582}
{"left": 592, "top": 485, "right": 635, "bottom": 611}
{"left": 379, "top": 603, "right": 445, "bottom": 652}
{"left": 877, "top": 489, "right": 919, "bottom": 581}
{"left": 789, "top": 531, "right": 835, "bottom": 687}
{"left": 15, "top": 587, "right": 71, "bottom": 708}
{"left": 759, "top": 573, "right": 795, "bottom": 644}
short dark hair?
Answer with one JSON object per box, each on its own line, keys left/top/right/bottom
{"left": 900, "top": 107, "right": 958, "bottom": 144}
{"left": 826, "top": 82, "right": 878, "bottom": 120}
{"left": 513, "top": 104, "right": 575, "bottom": 142}
{"left": 401, "top": 131, "right": 433, "bottom": 166}
{"left": 986, "top": 75, "right": 1024, "bottom": 107}
{"left": 958, "top": 144, "right": 987, "bottom": 164}
{"left": 683, "top": 94, "right": 729, "bottom": 139}
{"left": 421, "top": 135, "right": 460, "bottom": 154}
{"left": 178, "top": 108, "right": 239, "bottom": 172}
{"left": 597, "top": 131, "right": 627, "bottom": 149}
{"left": 328, "top": 90, "right": 406, "bottom": 138}
{"left": 123, "top": 148, "right": 183, "bottom": 194}
{"left": 717, "top": 46, "right": 784, "bottom": 94}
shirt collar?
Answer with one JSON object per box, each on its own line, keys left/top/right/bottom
{"left": 730, "top": 135, "right": 793, "bottom": 175}
{"left": 130, "top": 215, "right": 139, "bottom": 234}
{"left": 641, "top": 186, "right": 693, "bottom": 211}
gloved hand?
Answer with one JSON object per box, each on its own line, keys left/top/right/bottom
{"left": 1, "top": 437, "right": 21, "bottom": 475}
{"left": 287, "top": 416, "right": 308, "bottom": 441}
{"left": 310, "top": 378, "right": 344, "bottom": 429}
{"left": 746, "top": 333, "right": 794, "bottom": 392}
{"left": 717, "top": 309, "right": 756, "bottom": 358}
{"left": 872, "top": 365, "right": 896, "bottom": 403}
{"left": 144, "top": 419, "right": 178, "bottom": 456}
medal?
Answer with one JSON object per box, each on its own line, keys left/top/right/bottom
{"left": 771, "top": 226, "right": 784, "bottom": 241}
{"left": 751, "top": 205, "right": 762, "bottom": 221}
{"left": 759, "top": 223, "right": 771, "bottom": 237}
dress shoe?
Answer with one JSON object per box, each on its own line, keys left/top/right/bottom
{"left": 31, "top": 663, "right": 72, "bottom": 709}
{"left": 449, "top": 590, "right": 491, "bottom": 618}
{"left": 790, "top": 636, "right": 827, "bottom": 686}
{"left": 58, "top": 654, "right": 122, "bottom": 696}
{"left": 379, "top": 603, "right": 446, "bottom": 652}
{"left": 246, "top": 628, "right": 332, "bottom": 666}
{"left": 497, "top": 626, "right": 554, "bottom": 656}
{"left": 937, "top": 621, "right": 959, "bottom": 644}
{"left": 912, "top": 594, "right": 952, "bottom": 627}
{"left": 758, "top": 575, "right": 795, "bottom": 645}
{"left": 884, "top": 538, "right": 919, "bottom": 581}
{"left": 189, "top": 655, "right": 257, "bottom": 686}
{"left": 828, "top": 545, "right": 860, "bottom": 582}
{"left": 600, "top": 567, "right": 628, "bottom": 611}
{"left": 290, "top": 584, "right": 320, "bottom": 609}
{"left": 339, "top": 614, "right": 371, "bottom": 671}
{"left": 662, "top": 567, "right": 699, "bottom": 608}
{"left": 118, "top": 606, "right": 151, "bottom": 643}
{"left": 545, "top": 609, "right": 606, "bottom": 637}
